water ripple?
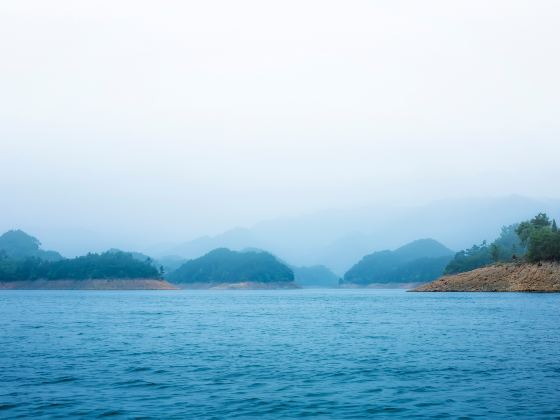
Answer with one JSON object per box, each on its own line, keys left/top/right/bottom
{"left": 1, "top": 289, "right": 560, "bottom": 418}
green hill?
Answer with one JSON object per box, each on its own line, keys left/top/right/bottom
{"left": 167, "top": 248, "right": 295, "bottom": 284}
{"left": 0, "top": 230, "right": 63, "bottom": 261}
{"left": 343, "top": 239, "right": 454, "bottom": 285}
{"left": 0, "top": 231, "right": 162, "bottom": 282}
{"left": 0, "top": 250, "right": 160, "bottom": 282}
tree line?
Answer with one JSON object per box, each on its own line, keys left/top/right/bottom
{"left": 445, "top": 213, "right": 560, "bottom": 274}
{"left": 0, "top": 251, "right": 160, "bottom": 281}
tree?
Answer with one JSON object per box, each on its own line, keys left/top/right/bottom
{"left": 515, "top": 213, "right": 560, "bottom": 263}
{"left": 0, "top": 251, "right": 159, "bottom": 281}
{"left": 490, "top": 244, "right": 500, "bottom": 262}
{"left": 444, "top": 223, "right": 526, "bottom": 274}
{"left": 532, "top": 213, "right": 551, "bottom": 228}
{"left": 525, "top": 228, "right": 560, "bottom": 262}
{"left": 516, "top": 214, "right": 552, "bottom": 246}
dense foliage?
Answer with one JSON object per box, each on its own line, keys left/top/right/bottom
{"left": 343, "top": 239, "right": 454, "bottom": 285}
{"left": 0, "top": 230, "right": 63, "bottom": 261}
{"left": 0, "top": 251, "right": 160, "bottom": 281}
{"left": 444, "top": 242, "right": 494, "bottom": 275}
{"left": 167, "top": 248, "right": 294, "bottom": 284}
{"left": 444, "top": 224, "right": 525, "bottom": 274}
{"left": 516, "top": 213, "right": 560, "bottom": 262}
{"left": 444, "top": 214, "right": 560, "bottom": 274}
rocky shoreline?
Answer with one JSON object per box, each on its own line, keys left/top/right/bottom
{"left": 340, "top": 282, "right": 424, "bottom": 289}
{"left": 412, "top": 262, "right": 560, "bottom": 292}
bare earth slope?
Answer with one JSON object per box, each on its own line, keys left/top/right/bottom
{"left": 412, "top": 262, "right": 560, "bottom": 292}
{"left": 0, "top": 279, "right": 177, "bottom": 290}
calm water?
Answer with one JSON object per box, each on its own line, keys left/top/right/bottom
{"left": 1, "top": 290, "right": 560, "bottom": 419}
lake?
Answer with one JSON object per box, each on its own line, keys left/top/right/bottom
{"left": 1, "top": 290, "right": 559, "bottom": 418}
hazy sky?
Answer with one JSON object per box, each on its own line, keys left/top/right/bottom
{"left": 1, "top": 1, "right": 559, "bottom": 245}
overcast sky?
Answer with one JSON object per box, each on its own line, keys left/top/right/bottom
{"left": 1, "top": 0, "right": 559, "bottom": 244}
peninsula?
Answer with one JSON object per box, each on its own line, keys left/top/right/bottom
{"left": 413, "top": 213, "right": 560, "bottom": 292}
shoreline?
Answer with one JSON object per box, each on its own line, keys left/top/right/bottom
{"left": 0, "top": 279, "right": 178, "bottom": 290}
{"left": 340, "top": 282, "right": 424, "bottom": 289}
{"left": 412, "top": 262, "right": 560, "bottom": 292}
{"left": 175, "top": 281, "right": 300, "bottom": 290}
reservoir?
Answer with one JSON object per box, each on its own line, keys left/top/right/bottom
{"left": 1, "top": 289, "right": 559, "bottom": 418}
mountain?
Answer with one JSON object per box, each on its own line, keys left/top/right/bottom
{"left": 292, "top": 265, "right": 340, "bottom": 288}
{"left": 167, "top": 248, "right": 295, "bottom": 286}
{"left": 0, "top": 230, "right": 64, "bottom": 261}
{"left": 156, "top": 255, "right": 187, "bottom": 276}
{"left": 152, "top": 196, "right": 560, "bottom": 275}
{"left": 391, "top": 239, "right": 455, "bottom": 261}
{"left": 163, "top": 228, "right": 261, "bottom": 260}
{"left": 343, "top": 239, "right": 454, "bottom": 285}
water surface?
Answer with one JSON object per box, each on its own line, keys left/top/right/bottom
{"left": 1, "top": 290, "right": 559, "bottom": 418}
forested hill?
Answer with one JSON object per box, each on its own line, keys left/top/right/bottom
{"left": 0, "top": 230, "right": 63, "bottom": 261}
{"left": 0, "top": 230, "right": 161, "bottom": 281}
{"left": 343, "top": 239, "right": 454, "bottom": 285}
{"left": 167, "top": 248, "right": 295, "bottom": 284}
{"left": 0, "top": 250, "right": 160, "bottom": 281}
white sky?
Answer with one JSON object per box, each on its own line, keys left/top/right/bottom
{"left": 1, "top": 0, "right": 559, "bottom": 243}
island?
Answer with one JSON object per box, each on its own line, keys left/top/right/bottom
{"left": 0, "top": 230, "right": 176, "bottom": 290}
{"left": 167, "top": 248, "right": 298, "bottom": 289}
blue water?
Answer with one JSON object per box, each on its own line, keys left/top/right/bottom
{"left": 1, "top": 290, "right": 560, "bottom": 419}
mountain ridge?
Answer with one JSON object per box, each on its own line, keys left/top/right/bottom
{"left": 343, "top": 238, "right": 454, "bottom": 286}
{"left": 150, "top": 196, "right": 560, "bottom": 274}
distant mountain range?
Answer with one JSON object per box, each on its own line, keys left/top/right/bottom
{"left": 151, "top": 195, "right": 560, "bottom": 274}
{"left": 3, "top": 195, "right": 559, "bottom": 287}
{"left": 292, "top": 265, "right": 340, "bottom": 288}
{"left": 0, "top": 212, "right": 551, "bottom": 289}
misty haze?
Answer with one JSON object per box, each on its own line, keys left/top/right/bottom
{"left": 1, "top": 1, "right": 560, "bottom": 419}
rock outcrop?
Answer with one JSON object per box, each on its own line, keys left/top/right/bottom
{"left": 412, "top": 262, "right": 560, "bottom": 292}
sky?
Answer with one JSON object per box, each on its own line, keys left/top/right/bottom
{"left": 1, "top": 0, "right": 560, "bottom": 249}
